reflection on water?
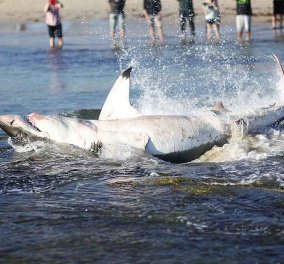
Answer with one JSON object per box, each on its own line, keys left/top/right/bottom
{"left": 48, "top": 49, "right": 65, "bottom": 93}
{"left": 0, "top": 20, "right": 284, "bottom": 263}
{"left": 273, "top": 28, "right": 284, "bottom": 40}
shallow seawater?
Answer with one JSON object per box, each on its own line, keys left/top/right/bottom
{"left": 0, "top": 19, "right": 284, "bottom": 263}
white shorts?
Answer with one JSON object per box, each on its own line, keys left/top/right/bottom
{"left": 109, "top": 13, "right": 125, "bottom": 31}
{"left": 236, "top": 15, "right": 251, "bottom": 33}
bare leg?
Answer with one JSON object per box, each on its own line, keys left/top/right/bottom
{"left": 149, "top": 25, "right": 155, "bottom": 46}
{"left": 245, "top": 31, "right": 251, "bottom": 41}
{"left": 157, "top": 27, "right": 164, "bottom": 46}
{"left": 58, "top": 37, "right": 63, "bottom": 48}
{"left": 206, "top": 23, "right": 211, "bottom": 41}
{"left": 118, "top": 14, "right": 125, "bottom": 47}
{"left": 213, "top": 24, "right": 221, "bottom": 41}
{"left": 120, "top": 28, "right": 125, "bottom": 47}
{"left": 49, "top": 37, "right": 55, "bottom": 48}
{"left": 237, "top": 32, "right": 242, "bottom": 42}
{"left": 110, "top": 28, "right": 116, "bottom": 47}
{"left": 272, "top": 15, "right": 277, "bottom": 29}
{"left": 109, "top": 14, "right": 117, "bottom": 47}
{"left": 280, "top": 14, "right": 283, "bottom": 28}
{"left": 156, "top": 14, "right": 164, "bottom": 46}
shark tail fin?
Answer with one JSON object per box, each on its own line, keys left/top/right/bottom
{"left": 99, "top": 67, "right": 141, "bottom": 121}
{"left": 271, "top": 53, "right": 284, "bottom": 83}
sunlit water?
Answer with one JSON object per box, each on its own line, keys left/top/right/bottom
{"left": 0, "top": 19, "right": 284, "bottom": 263}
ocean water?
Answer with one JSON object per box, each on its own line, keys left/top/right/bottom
{"left": 0, "top": 19, "right": 284, "bottom": 263}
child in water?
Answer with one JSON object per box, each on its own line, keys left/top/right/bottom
{"left": 44, "top": 0, "right": 64, "bottom": 49}
{"left": 143, "top": 0, "right": 164, "bottom": 46}
{"left": 203, "top": 0, "right": 221, "bottom": 42}
{"left": 108, "top": 0, "right": 126, "bottom": 48}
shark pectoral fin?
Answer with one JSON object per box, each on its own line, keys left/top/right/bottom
{"left": 272, "top": 53, "right": 284, "bottom": 83}
{"left": 211, "top": 101, "right": 230, "bottom": 114}
{"left": 98, "top": 67, "right": 142, "bottom": 121}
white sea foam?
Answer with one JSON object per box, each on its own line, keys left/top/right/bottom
{"left": 8, "top": 137, "right": 45, "bottom": 153}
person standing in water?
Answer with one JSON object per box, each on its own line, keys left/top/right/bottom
{"left": 108, "top": 0, "right": 126, "bottom": 48}
{"left": 143, "top": 0, "right": 164, "bottom": 46}
{"left": 203, "top": 0, "right": 221, "bottom": 42}
{"left": 272, "top": 0, "right": 284, "bottom": 30}
{"left": 235, "top": 0, "right": 252, "bottom": 42}
{"left": 177, "top": 0, "right": 195, "bottom": 43}
{"left": 44, "top": 0, "right": 64, "bottom": 49}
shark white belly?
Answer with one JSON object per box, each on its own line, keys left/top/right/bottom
{"left": 93, "top": 114, "right": 227, "bottom": 162}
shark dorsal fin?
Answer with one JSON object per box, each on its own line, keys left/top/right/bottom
{"left": 272, "top": 53, "right": 284, "bottom": 83}
{"left": 99, "top": 67, "right": 141, "bottom": 121}
{"left": 211, "top": 101, "right": 230, "bottom": 114}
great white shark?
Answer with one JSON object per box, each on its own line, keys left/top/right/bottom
{"left": 0, "top": 54, "right": 284, "bottom": 163}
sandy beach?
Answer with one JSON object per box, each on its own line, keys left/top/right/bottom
{"left": 0, "top": 0, "right": 274, "bottom": 24}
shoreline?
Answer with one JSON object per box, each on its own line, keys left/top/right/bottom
{"left": 0, "top": 16, "right": 273, "bottom": 37}
{"left": 0, "top": 0, "right": 274, "bottom": 25}
{"left": 0, "top": 14, "right": 273, "bottom": 35}
{"left": 0, "top": 16, "right": 273, "bottom": 36}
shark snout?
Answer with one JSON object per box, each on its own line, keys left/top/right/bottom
{"left": 0, "top": 115, "right": 29, "bottom": 138}
{"left": 0, "top": 120, "right": 23, "bottom": 137}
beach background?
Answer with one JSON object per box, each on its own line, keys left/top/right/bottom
{"left": 0, "top": 0, "right": 274, "bottom": 25}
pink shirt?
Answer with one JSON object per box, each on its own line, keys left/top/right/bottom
{"left": 46, "top": 4, "right": 61, "bottom": 26}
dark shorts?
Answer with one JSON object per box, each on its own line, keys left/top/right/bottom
{"left": 48, "top": 24, "right": 63, "bottom": 38}
{"left": 274, "top": 1, "right": 284, "bottom": 15}
{"left": 206, "top": 19, "right": 220, "bottom": 25}
{"left": 180, "top": 10, "right": 194, "bottom": 18}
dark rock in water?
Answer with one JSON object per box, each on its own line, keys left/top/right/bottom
{"left": 17, "top": 23, "right": 27, "bottom": 32}
{"left": 63, "top": 109, "right": 101, "bottom": 120}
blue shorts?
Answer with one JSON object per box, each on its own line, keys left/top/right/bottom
{"left": 109, "top": 13, "right": 125, "bottom": 31}
{"left": 148, "top": 15, "right": 163, "bottom": 29}
{"left": 206, "top": 18, "right": 220, "bottom": 25}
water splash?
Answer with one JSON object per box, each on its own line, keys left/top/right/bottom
{"left": 117, "top": 43, "right": 279, "bottom": 117}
